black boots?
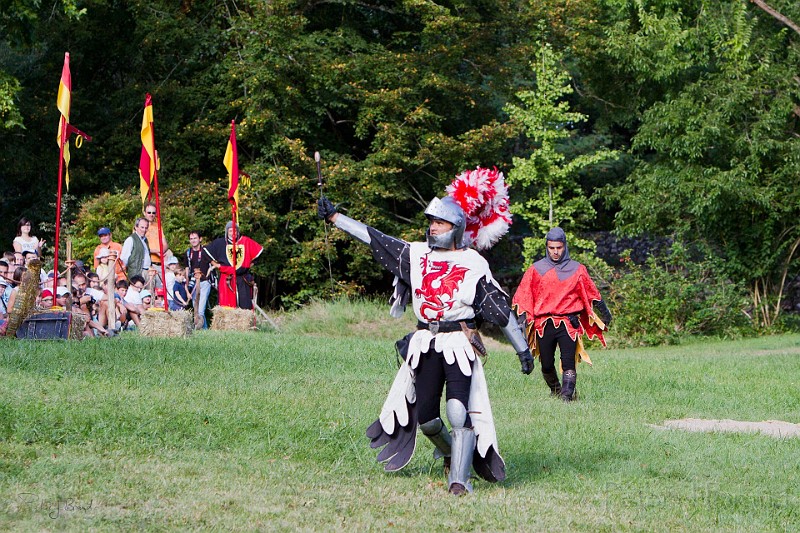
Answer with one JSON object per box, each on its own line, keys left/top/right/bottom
{"left": 541, "top": 369, "right": 561, "bottom": 396}
{"left": 560, "top": 369, "right": 577, "bottom": 401}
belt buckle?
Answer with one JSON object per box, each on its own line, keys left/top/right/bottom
{"left": 429, "top": 321, "right": 439, "bottom": 335}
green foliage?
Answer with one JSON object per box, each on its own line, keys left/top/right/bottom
{"left": 505, "top": 43, "right": 618, "bottom": 266}
{"left": 608, "top": 244, "right": 752, "bottom": 346}
{"left": 0, "top": 71, "right": 22, "bottom": 129}
{"left": 600, "top": 0, "right": 800, "bottom": 322}
{"left": 214, "top": 0, "right": 541, "bottom": 305}
{"left": 0, "top": 0, "right": 86, "bottom": 129}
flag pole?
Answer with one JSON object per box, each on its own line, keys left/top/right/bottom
{"left": 229, "top": 121, "right": 238, "bottom": 307}
{"left": 53, "top": 114, "right": 67, "bottom": 298}
{"left": 53, "top": 52, "right": 91, "bottom": 299}
{"left": 151, "top": 152, "right": 168, "bottom": 312}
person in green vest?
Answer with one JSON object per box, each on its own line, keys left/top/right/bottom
{"left": 120, "top": 217, "right": 152, "bottom": 280}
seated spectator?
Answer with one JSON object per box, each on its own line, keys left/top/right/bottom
{"left": 164, "top": 255, "right": 180, "bottom": 308}
{"left": 69, "top": 288, "right": 108, "bottom": 338}
{"left": 123, "top": 275, "right": 146, "bottom": 328}
{"left": 170, "top": 269, "right": 189, "bottom": 311}
{"left": 87, "top": 272, "right": 101, "bottom": 291}
{"left": 2, "top": 251, "right": 14, "bottom": 266}
{"left": 22, "top": 251, "right": 39, "bottom": 266}
{"left": 4, "top": 266, "right": 27, "bottom": 324}
{"left": 140, "top": 289, "right": 153, "bottom": 311}
{"left": 0, "top": 279, "right": 8, "bottom": 320}
{"left": 55, "top": 286, "right": 70, "bottom": 309}
{"left": 98, "top": 279, "right": 128, "bottom": 332}
{"left": 73, "top": 272, "right": 88, "bottom": 295}
{"left": 13, "top": 252, "right": 24, "bottom": 267}
{"left": 113, "top": 279, "right": 130, "bottom": 327}
{"left": 13, "top": 217, "right": 45, "bottom": 256}
{"left": 39, "top": 289, "right": 54, "bottom": 308}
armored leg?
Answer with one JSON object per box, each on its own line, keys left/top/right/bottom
{"left": 445, "top": 399, "right": 474, "bottom": 495}
{"left": 419, "top": 417, "right": 452, "bottom": 461}
{"left": 561, "top": 369, "right": 577, "bottom": 402}
{"left": 541, "top": 369, "right": 561, "bottom": 396}
{"left": 448, "top": 428, "right": 476, "bottom": 495}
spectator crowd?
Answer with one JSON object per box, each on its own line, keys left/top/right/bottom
{"left": 0, "top": 206, "right": 219, "bottom": 338}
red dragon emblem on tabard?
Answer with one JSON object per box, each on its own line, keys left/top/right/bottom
{"left": 414, "top": 255, "right": 470, "bottom": 321}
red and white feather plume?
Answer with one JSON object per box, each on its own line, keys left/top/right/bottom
{"left": 446, "top": 166, "right": 512, "bottom": 251}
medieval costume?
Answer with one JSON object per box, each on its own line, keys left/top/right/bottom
{"left": 203, "top": 222, "right": 263, "bottom": 309}
{"left": 318, "top": 167, "right": 533, "bottom": 495}
{"left": 512, "top": 227, "right": 612, "bottom": 401}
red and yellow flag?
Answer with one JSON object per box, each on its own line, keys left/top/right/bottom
{"left": 56, "top": 53, "right": 72, "bottom": 189}
{"left": 138, "top": 94, "right": 157, "bottom": 204}
{"left": 223, "top": 120, "right": 247, "bottom": 223}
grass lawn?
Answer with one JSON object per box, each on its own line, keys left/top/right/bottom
{"left": 1, "top": 300, "right": 799, "bottom": 531}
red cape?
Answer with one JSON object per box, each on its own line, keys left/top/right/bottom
{"left": 512, "top": 263, "right": 606, "bottom": 363}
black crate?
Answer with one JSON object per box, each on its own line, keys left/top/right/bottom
{"left": 16, "top": 312, "right": 72, "bottom": 340}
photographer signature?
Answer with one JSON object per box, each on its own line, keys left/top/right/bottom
{"left": 15, "top": 493, "right": 93, "bottom": 519}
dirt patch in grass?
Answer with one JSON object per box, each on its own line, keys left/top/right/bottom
{"left": 750, "top": 347, "right": 800, "bottom": 356}
{"left": 650, "top": 418, "right": 800, "bottom": 438}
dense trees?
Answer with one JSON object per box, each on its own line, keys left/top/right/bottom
{"left": 1, "top": 0, "right": 799, "bottom": 329}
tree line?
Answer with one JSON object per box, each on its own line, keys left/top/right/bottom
{"left": 1, "top": 0, "right": 799, "bottom": 337}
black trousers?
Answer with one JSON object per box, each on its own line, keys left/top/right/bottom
{"left": 537, "top": 320, "right": 577, "bottom": 374}
{"left": 414, "top": 347, "right": 472, "bottom": 428}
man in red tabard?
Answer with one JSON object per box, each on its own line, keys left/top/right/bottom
{"left": 512, "top": 227, "right": 612, "bottom": 401}
{"left": 203, "top": 222, "right": 263, "bottom": 309}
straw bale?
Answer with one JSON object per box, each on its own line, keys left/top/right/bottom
{"left": 140, "top": 309, "right": 193, "bottom": 338}
{"left": 5, "top": 258, "right": 41, "bottom": 337}
{"left": 210, "top": 306, "right": 256, "bottom": 331}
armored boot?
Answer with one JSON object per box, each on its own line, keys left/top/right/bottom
{"left": 448, "top": 427, "right": 476, "bottom": 495}
{"left": 419, "top": 417, "right": 452, "bottom": 474}
{"left": 560, "top": 369, "right": 577, "bottom": 402}
{"left": 541, "top": 369, "right": 561, "bottom": 396}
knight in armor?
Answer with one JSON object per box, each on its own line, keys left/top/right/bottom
{"left": 512, "top": 227, "right": 613, "bottom": 401}
{"left": 317, "top": 168, "right": 533, "bottom": 496}
{"left": 203, "top": 222, "right": 263, "bottom": 310}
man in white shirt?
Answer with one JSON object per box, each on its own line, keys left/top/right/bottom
{"left": 120, "top": 218, "right": 152, "bottom": 279}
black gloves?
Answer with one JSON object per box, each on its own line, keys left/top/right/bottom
{"left": 517, "top": 349, "right": 534, "bottom": 375}
{"left": 317, "top": 196, "right": 337, "bottom": 221}
{"left": 595, "top": 299, "right": 613, "bottom": 328}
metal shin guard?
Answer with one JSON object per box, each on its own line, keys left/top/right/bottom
{"left": 419, "top": 417, "right": 452, "bottom": 460}
{"left": 448, "top": 428, "right": 476, "bottom": 495}
{"left": 561, "top": 369, "right": 577, "bottom": 402}
{"left": 542, "top": 369, "right": 562, "bottom": 396}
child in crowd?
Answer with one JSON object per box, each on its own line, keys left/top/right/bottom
{"left": 96, "top": 248, "right": 112, "bottom": 282}
{"left": 170, "top": 269, "right": 189, "bottom": 311}
{"left": 140, "top": 290, "right": 153, "bottom": 311}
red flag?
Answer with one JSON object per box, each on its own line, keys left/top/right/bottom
{"left": 139, "top": 94, "right": 156, "bottom": 204}
{"left": 56, "top": 53, "right": 72, "bottom": 189}
{"left": 223, "top": 120, "right": 240, "bottom": 222}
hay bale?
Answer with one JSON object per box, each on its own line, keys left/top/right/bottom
{"left": 140, "top": 309, "right": 193, "bottom": 338}
{"left": 210, "top": 306, "right": 256, "bottom": 331}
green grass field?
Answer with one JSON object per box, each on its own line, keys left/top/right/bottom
{"left": 1, "top": 300, "right": 799, "bottom": 531}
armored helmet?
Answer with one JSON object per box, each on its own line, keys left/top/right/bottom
{"left": 424, "top": 196, "right": 466, "bottom": 250}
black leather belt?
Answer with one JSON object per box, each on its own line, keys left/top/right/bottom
{"left": 417, "top": 320, "right": 476, "bottom": 335}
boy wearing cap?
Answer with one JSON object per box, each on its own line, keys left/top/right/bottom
{"left": 164, "top": 256, "right": 180, "bottom": 308}
{"left": 39, "top": 289, "right": 54, "bottom": 308}
{"left": 140, "top": 289, "right": 153, "bottom": 311}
